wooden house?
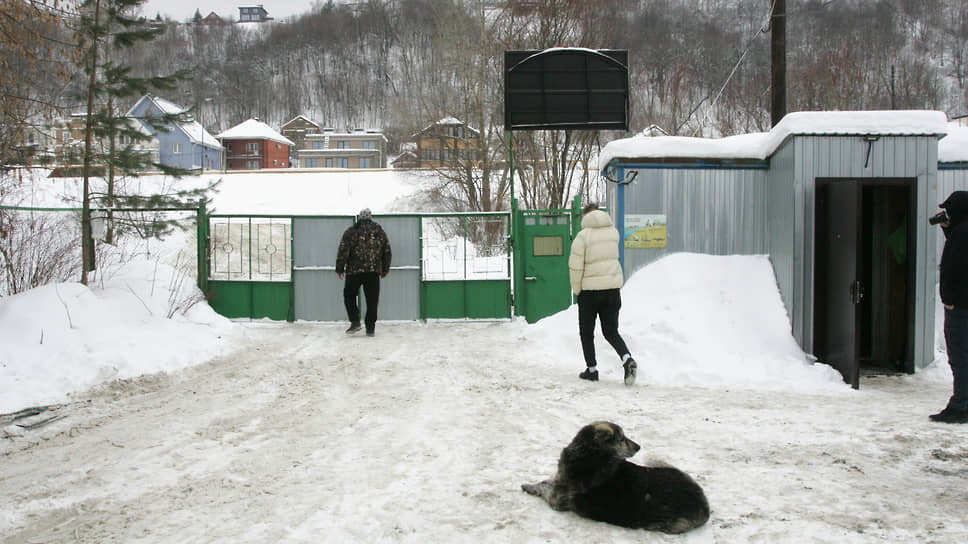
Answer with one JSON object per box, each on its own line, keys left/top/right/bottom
{"left": 126, "top": 94, "right": 223, "bottom": 171}
{"left": 413, "top": 117, "right": 480, "bottom": 168}
{"left": 281, "top": 115, "right": 321, "bottom": 165}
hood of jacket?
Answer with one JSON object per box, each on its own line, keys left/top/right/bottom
{"left": 941, "top": 191, "right": 968, "bottom": 228}
{"left": 581, "top": 209, "right": 613, "bottom": 229}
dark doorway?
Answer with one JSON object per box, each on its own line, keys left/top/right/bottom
{"left": 813, "top": 179, "right": 916, "bottom": 388}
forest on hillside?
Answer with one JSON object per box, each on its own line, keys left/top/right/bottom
{"left": 121, "top": 0, "right": 968, "bottom": 143}
{"left": 2, "top": 0, "right": 967, "bottom": 211}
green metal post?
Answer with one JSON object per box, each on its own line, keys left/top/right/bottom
{"left": 511, "top": 198, "right": 522, "bottom": 318}
{"left": 196, "top": 200, "right": 208, "bottom": 294}
{"left": 288, "top": 215, "right": 295, "bottom": 322}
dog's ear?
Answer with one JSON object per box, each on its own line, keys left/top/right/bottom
{"left": 592, "top": 422, "right": 617, "bottom": 444}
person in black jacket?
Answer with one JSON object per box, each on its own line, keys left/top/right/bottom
{"left": 336, "top": 208, "right": 392, "bottom": 336}
{"left": 931, "top": 191, "right": 968, "bottom": 423}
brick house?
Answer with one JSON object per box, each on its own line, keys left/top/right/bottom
{"left": 217, "top": 118, "right": 293, "bottom": 170}
{"left": 199, "top": 12, "right": 225, "bottom": 25}
{"left": 296, "top": 128, "right": 388, "bottom": 169}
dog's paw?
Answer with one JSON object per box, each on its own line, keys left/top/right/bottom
{"left": 522, "top": 481, "right": 550, "bottom": 497}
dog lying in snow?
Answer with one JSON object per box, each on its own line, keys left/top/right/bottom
{"left": 521, "top": 421, "right": 709, "bottom": 534}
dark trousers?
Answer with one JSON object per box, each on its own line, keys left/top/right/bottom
{"left": 944, "top": 307, "right": 968, "bottom": 412}
{"left": 578, "top": 288, "right": 630, "bottom": 367}
{"left": 344, "top": 272, "right": 381, "bottom": 332}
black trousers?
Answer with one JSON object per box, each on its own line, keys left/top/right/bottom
{"left": 343, "top": 272, "right": 381, "bottom": 331}
{"left": 577, "top": 288, "right": 630, "bottom": 367}
{"left": 944, "top": 307, "right": 968, "bottom": 412}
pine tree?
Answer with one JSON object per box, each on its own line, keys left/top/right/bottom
{"left": 75, "top": 0, "right": 215, "bottom": 284}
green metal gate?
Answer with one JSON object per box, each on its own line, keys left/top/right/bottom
{"left": 511, "top": 198, "right": 583, "bottom": 323}
{"left": 198, "top": 209, "right": 512, "bottom": 321}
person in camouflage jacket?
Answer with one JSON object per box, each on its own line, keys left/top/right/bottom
{"left": 336, "top": 208, "right": 392, "bottom": 336}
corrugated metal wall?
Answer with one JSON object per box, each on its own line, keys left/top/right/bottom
{"left": 769, "top": 135, "right": 940, "bottom": 368}
{"left": 372, "top": 216, "right": 420, "bottom": 321}
{"left": 612, "top": 167, "right": 770, "bottom": 278}
{"left": 610, "top": 134, "right": 945, "bottom": 369}
{"left": 293, "top": 217, "right": 353, "bottom": 321}
{"left": 938, "top": 168, "right": 968, "bottom": 237}
{"left": 293, "top": 216, "right": 420, "bottom": 322}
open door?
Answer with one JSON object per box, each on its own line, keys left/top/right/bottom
{"left": 814, "top": 181, "right": 861, "bottom": 388}
{"left": 814, "top": 179, "right": 916, "bottom": 389}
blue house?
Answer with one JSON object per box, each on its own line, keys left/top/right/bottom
{"left": 126, "top": 95, "right": 223, "bottom": 172}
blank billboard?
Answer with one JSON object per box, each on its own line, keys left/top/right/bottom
{"left": 504, "top": 49, "right": 629, "bottom": 131}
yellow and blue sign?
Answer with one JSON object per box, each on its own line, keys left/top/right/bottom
{"left": 624, "top": 214, "right": 667, "bottom": 249}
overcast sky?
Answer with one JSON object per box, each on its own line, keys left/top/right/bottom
{"left": 140, "top": 0, "right": 316, "bottom": 22}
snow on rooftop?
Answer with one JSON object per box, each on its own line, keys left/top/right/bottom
{"left": 216, "top": 118, "right": 294, "bottom": 146}
{"left": 282, "top": 114, "right": 320, "bottom": 128}
{"left": 181, "top": 121, "right": 222, "bottom": 149}
{"left": 940, "top": 125, "right": 968, "bottom": 163}
{"left": 599, "top": 110, "right": 951, "bottom": 168}
{"left": 151, "top": 96, "right": 186, "bottom": 116}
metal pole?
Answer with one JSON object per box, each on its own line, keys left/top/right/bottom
{"left": 618, "top": 166, "right": 626, "bottom": 273}
{"left": 508, "top": 131, "right": 515, "bottom": 205}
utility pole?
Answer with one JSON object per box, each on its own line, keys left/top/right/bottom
{"left": 770, "top": 0, "right": 787, "bottom": 127}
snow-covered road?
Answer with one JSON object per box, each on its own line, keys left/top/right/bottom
{"left": 2, "top": 321, "right": 966, "bottom": 543}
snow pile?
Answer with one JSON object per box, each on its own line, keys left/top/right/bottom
{"left": 0, "top": 255, "right": 238, "bottom": 414}
{"left": 528, "top": 253, "right": 846, "bottom": 394}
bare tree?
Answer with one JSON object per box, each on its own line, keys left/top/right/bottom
{"left": 0, "top": 0, "right": 77, "bottom": 166}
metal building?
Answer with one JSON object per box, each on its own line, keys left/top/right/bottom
{"left": 601, "top": 111, "right": 964, "bottom": 387}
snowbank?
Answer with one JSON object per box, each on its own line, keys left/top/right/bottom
{"left": 1, "top": 251, "right": 855, "bottom": 415}
{"left": 528, "top": 253, "right": 847, "bottom": 394}
{"left": 0, "top": 256, "right": 238, "bottom": 414}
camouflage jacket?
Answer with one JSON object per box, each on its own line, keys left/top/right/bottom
{"left": 335, "top": 219, "right": 392, "bottom": 276}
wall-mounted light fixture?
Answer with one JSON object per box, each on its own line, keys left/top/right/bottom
{"left": 863, "top": 135, "right": 880, "bottom": 169}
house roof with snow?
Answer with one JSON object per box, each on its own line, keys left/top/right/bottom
{"left": 217, "top": 119, "right": 294, "bottom": 146}
{"left": 599, "top": 110, "right": 952, "bottom": 168}
{"left": 281, "top": 115, "right": 320, "bottom": 130}
{"left": 413, "top": 117, "right": 480, "bottom": 138}
{"left": 940, "top": 125, "right": 968, "bottom": 163}
{"left": 125, "top": 95, "right": 222, "bottom": 149}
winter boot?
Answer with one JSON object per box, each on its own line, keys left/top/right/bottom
{"left": 929, "top": 406, "right": 968, "bottom": 423}
{"left": 623, "top": 357, "right": 637, "bottom": 386}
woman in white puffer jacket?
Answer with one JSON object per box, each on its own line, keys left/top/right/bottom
{"left": 568, "top": 204, "right": 637, "bottom": 385}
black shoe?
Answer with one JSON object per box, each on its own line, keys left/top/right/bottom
{"left": 623, "top": 358, "right": 637, "bottom": 386}
{"left": 929, "top": 407, "right": 968, "bottom": 423}
{"left": 579, "top": 368, "right": 599, "bottom": 381}
{"left": 365, "top": 330, "right": 375, "bottom": 337}
{"left": 345, "top": 323, "right": 362, "bottom": 334}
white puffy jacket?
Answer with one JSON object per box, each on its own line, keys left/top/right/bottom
{"left": 568, "top": 209, "right": 624, "bottom": 295}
